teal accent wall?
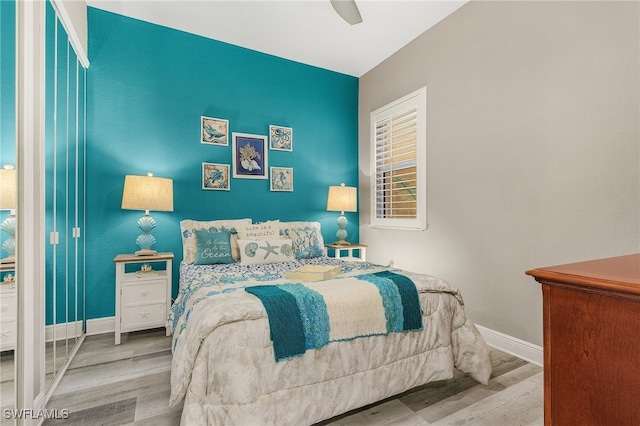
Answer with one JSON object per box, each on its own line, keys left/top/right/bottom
{"left": 86, "top": 9, "right": 359, "bottom": 320}
{"left": 0, "top": 0, "right": 16, "bottom": 259}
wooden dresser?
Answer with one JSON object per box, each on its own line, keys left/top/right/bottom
{"left": 526, "top": 254, "right": 640, "bottom": 426}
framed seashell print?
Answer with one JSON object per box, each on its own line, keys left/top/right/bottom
{"left": 201, "top": 116, "right": 229, "bottom": 146}
{"left": 269, "top": 125, "right": 293, "bottom": 151}
{"left": 270, "top": 167, "right": 293, "bottom": 192}
{"left": 202, "top": 162, "right": 230, "bottom": 190}
{"left": 232, "top": 133, "right": 268, "bottom": 179}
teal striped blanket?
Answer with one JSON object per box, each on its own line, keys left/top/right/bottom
{"left": 245, "top": 271, "right": 423, "bottom": 361}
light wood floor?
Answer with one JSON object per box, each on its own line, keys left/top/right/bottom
{"left": 39, "top": 328, "right": 543, "bottom": 425}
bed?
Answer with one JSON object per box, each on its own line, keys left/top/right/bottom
{"left": 167, "top": 219, "right": 492, "bottom": 425}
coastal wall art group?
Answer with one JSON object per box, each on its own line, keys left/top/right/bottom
{"left": 201, "top": 116, "right": 293, "bottom": 192}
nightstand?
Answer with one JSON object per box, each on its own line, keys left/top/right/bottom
{"left": 325, "top": 243, "right": 367, "bottom": 262}
{"left": 113, "top": 252, "right": 174, "bottom": 345}
{"left": 0, "top": 263, "right": 16, "bottom": 352}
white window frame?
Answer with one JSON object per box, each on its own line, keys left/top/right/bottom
{"left": 370, "top": 87, "right": 427, "bottom": 230}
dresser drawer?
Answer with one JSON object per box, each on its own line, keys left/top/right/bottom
{"left": 0, "top": 319, "right": 16, "bottom": 351}
{"left": 0, "top": 293, "right": 16, "bottom": 321}
{"left": 122, "top": 280, "right": 166, "bottom": 305}
{"left": 121, "top": 303, "right": 166, "bottom": 331}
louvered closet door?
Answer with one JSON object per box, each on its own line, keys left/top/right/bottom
{"left": 44, "top": 0, "right": 87, "bottom": 391}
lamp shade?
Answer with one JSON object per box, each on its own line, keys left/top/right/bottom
{"left": 327, "top": 183, "right": 357, "bottom": 213}
{"left": 121, "top": 173, "right": 174, "bottom": 212}
{"left": 0, "top": 166, "right": 17, "bottom": 210}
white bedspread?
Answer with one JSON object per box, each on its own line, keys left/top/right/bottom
{"left": 168, "top": 259, "right": 492, "bottom": 425}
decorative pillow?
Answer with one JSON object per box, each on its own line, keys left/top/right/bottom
{"left": 280, "top": 221, "right": 325, "bottom": 259}
{"left": 238, "top": 238, "right": 295, "bottom": 265}
{"left": 236, "top": 220, "right": 281, "bottom": 240}
{"left": 180, "top": 218, "right": 251, "bottom": 263}
{"left": 194, "top": 229, "right": 234, "bottom": 265}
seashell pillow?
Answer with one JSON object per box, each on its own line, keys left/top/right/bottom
{"left": 238, "top": 238, "right": 294, "bottom": 265}
{"left": 279, "top": 221, "right": 325, "bottom": 259}
{"left": 180, "top": 218, "right": 251, "bottom": 263}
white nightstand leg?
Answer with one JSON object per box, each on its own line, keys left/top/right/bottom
{"left": 115, "top": 262, "right": 123, "bottom": 345}
{"left": 166, "top": 259, "right": 172, "bottom": 337}
{"left": 360, "top": 247, "right": 367, "bottom": 261}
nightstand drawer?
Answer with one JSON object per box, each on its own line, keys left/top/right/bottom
{"left": 122, "top": 280, "right": 166, "bottom": 305}
{"left": 121, "top": 270, "right": 168, "bottom": 283}
{"left": 121, "top": 303, "right": 166, "bottom": 329}
{"left": 0, "top": 293, "right": 16, "bottom": 321}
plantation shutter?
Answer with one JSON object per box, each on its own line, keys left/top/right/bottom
{"left": 374, "top": 107, "right": 418, "bottom": 219}
{"left": 370, "top": 87, "right": 427, "bottom": 230}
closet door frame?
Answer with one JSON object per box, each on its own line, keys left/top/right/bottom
{"left": 15, "top": 0, "right": 89, "bottom": 414}
{"left": 16, "top": 0, "right": 47, "bottom": 413}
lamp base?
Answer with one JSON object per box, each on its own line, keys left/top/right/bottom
{"left": 135, "top": 249, "right": 157, "bottom": 256}
{"left": 332, "top": 240, "right": 352, "bottom": 246}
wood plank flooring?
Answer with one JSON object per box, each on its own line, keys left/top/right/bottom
{"left": 39, "top": 328, "right": 542, "bottom": 425}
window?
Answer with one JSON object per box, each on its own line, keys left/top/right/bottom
{"left": 370, "top": 87, "right": 427, "bottom": 230}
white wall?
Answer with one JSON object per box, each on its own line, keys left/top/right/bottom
{"left": 358, "top": 1, "right": 640, "bottom": 347}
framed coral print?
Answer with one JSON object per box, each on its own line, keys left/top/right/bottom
{"left": 270, "top": 167, "right": 293, "bottom": 192}
{"left": 269, "top": 125, "right": 293, "bottom": 151}
{"left": 202, "top": 162, "right": 230, "bottom": 190}
{"left": 201, "top": 116, "right": 229, "bottom": 146}
{"left": 232, "top": 133, "right": 268, "bottom": 179}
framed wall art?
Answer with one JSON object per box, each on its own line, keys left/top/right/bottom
{"left": 232, "top": 133, "right": 268, "bottom": 179}
{"left": 270, "top": 167, "right": 293, "bottom": 192}
{"left": 201, "top": 116, "right": 229, "bottom": 146}
{"left": 202, "top": 162, "right": 230, "bottom": 190}
{"left": 269, "top": 125, "right": 293, "bottom": 151}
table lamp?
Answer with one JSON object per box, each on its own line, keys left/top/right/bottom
{"left": 121, "top": 172, "right": 174, "bottom": 256}
{"left": 326, "top": 183, "right": 357, "bottom": 245}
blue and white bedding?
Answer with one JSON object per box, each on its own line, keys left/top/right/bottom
{"left": 168, "top": 257, "right": 492, "bottom": 426}
{"left": 168, "top": 257, "right": 375, "bottom": 349}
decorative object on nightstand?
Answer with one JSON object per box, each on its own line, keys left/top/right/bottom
{"left": 0, "top": 165, "right": 16, "bottom": 263}
{"left": 121, "top": 172, "right": 174, "bottom": 256}
{"left": 113, "top": 252, "right": 174, "bottom": 345}
{"left": 326, "top": 183, "right": 357, "bottom": 245}
{"left": 325, "top": 243, "right": 367, "bottom": 262}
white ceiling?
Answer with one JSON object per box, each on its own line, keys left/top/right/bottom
{"left": 86, "top": 0, "right": 468, "bottom": 77}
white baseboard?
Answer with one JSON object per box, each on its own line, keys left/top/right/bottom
{"left": 86, "top": 316, "right": 115, "bottom": 335}
{"left": 476, "top": 324, "right": 543, "bottom": 367}
{"left": 45, "top": 321, "right": 83, "bottom": 343}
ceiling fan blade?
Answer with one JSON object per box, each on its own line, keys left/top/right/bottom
{"left": 330, "top": 0, "right": 363, "bottom": 25}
